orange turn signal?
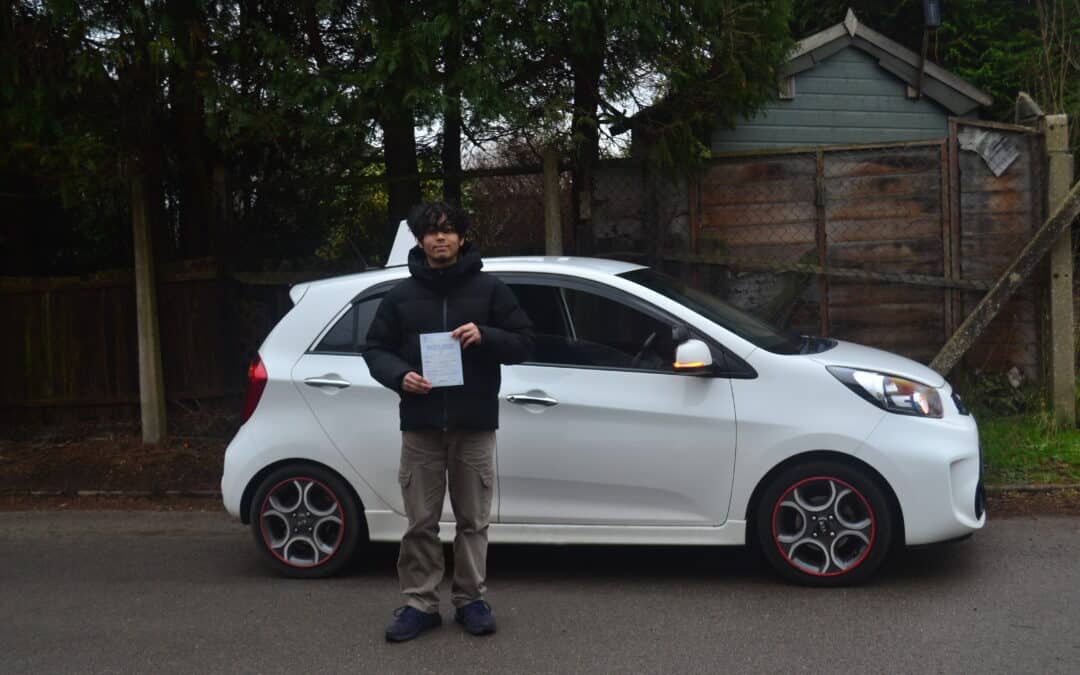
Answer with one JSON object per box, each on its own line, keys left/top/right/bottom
{"left": 674, "top": 361, "right": 706, "bottom": 369}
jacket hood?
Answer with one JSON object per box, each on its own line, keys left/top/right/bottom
{"left": 407, "top": 241, "right": 483, "bottom": 291}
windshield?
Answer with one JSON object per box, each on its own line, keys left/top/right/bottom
{"left": 619, "top": 268, "right": 804, "bottom": 355}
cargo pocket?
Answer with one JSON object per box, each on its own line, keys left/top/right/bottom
{"left": 478, "top": 467, "right": 494, "bottom": 516}
{"left": 398, "top": 469, "right": 413, "bottom": 488}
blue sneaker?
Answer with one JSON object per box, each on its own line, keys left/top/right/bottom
{"left": 385, "top": 606, "right": 441, "bottom": 642}
{"left": 454, "top": 600, "right": 497, "bottom": 636}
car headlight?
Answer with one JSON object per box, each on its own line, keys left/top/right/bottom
{"left": 827, "top": 366, "right": 943, "bottom": 418}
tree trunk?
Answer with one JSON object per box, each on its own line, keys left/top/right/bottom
{"left": 303, "top": 0, "right": 328, "bottom": 69}
{"left": 381, "top": 111, "right": 421, "bottom": 235}
{"left": 131, "top": 166, "right": 167, "bottom": 444}
{"left": 543, "top": 146, "right": 563, "bottom": 255}
{"left": 167, "top": 0, "right": 214, "bottom": 259}
{"left": 570, "top": 18, "right": 604, "bottom": 256}
{"left": 441, "top": 0, "right": 462, "bottom": 205}
{"left": 125, "top": 0, "right": 169, "bottom": 443}
{"left": 379, "top": 2, "right": 421, "bottom": 237}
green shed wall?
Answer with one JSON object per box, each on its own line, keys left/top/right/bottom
{"left": 711, "top": 47, "right": 951, "bottom": 151}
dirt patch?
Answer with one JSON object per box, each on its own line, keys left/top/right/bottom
{"left": 984, "top": 489, "right": 1080, "bottom": 517}
{"left": 0, "top": 430, "right": 224, "bottom": 493}
{"left": 0, "top": 494, "right": 222, "bottom": 511}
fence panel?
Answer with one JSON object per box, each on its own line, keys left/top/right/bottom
{"left": 956, "top": 128, "right": 1043, "bottom": 378}
{"left": 0, "top": 273, "right": 293, "bottom": 425}
{"left": 591, "top": 130, "right": 1045, "bottom": 377}
{"left": 0, "top": 142, "right": 1054, "bottom": 422}
{"left": 464, "top": 171, "right": 560, "bottom": 256}
{"left": 824, "top": 144, "right": 947, "bottom": 364}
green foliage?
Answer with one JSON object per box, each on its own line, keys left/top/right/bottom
{"left": 938, "top": 0, "right": 1042, "bottom": 117}
{"left": 953, "top": 372, "right": 1080, "bottom": 485}
{"left": 955, "top": 371, "right": 1045, "bottom": 417}
{"left": 979, "top": 411, "right": 1080, "bottom": 485}
{"left": 13, "top": 0, "right": 1072, "bottom": 273}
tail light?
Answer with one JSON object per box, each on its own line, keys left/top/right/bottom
{"left": 241, "top": 356, "right": 268, "bottom": 424}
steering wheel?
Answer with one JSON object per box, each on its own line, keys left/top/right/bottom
{"left": 630, "top": 331, "right": 658, "bottom": 368}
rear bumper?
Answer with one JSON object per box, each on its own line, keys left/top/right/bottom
{"left": 221, "top": 425, "right": 257, "bottom": 519}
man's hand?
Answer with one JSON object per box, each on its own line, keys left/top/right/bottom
{"left": 402, "top": 371, "right": 433, "bottom": 394}
{"left": 451, "top": 322, "right": 482, "bottom": 349}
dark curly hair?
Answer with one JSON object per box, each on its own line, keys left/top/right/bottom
{"left": 406, "top": 202, "right": 470, "bottom": 240}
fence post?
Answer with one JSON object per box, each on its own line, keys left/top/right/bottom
{"left": 814, "top": 150, "right": 829, "bottom": 337}
{"left": 131, "top": 170, "right": 167, "bottom": 444}
{"left": 543, "top": 147, "right": 563, "bottom": 256}
{"left": 1043, "top": 114, "right": 1075, "bottom": 427}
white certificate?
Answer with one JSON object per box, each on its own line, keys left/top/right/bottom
{"left": 419, "top": 332, "right": 464, "bottom": 387}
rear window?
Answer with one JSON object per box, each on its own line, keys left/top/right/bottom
{"left": 313, "top": 296, "right": 382, "bottom": 353}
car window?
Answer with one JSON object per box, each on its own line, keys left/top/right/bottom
{"left": 619, "top": 268, "right": 805, "bottom": 355}
{"left": 509, "top": 282, "right": 674, "bottom": 372}
{"left": 509, "top": 283, "right": 567, "bottom": 336}
{"left": 563, "top": 288, "right": 675, "bottom": 371}
{"left": 313, "top": 296, "right": 382, "bottom": 354}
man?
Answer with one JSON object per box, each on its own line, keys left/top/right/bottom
{"left": 364, "top": 202, "right": 533, "bottom": 642}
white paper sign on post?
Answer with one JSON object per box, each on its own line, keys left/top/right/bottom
{"left": 419, "top": 332, "right": 464, "bottom": 387}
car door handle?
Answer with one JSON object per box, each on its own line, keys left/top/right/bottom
{"left": 304, "top": 376, "right": 351, "bottom": 389}
{"left": 506, "top": 394, "right": 558, "bottom": 407}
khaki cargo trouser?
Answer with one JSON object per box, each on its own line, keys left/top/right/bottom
{"left": 397, "top": 430, "right": 495, "bottom": 613}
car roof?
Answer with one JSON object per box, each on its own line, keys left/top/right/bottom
{"left": 485, "top": 256, "right": 645, "bottom": 275}
{"left": 289, "top": 256, "right": 647, "bottom": 304}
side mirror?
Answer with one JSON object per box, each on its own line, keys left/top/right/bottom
{"left": 674, "top": 339, "right": 713, "bottom": 372}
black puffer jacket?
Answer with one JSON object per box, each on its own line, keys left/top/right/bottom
{"left": 364, "top": 243, "right": 534, "bottom": 431}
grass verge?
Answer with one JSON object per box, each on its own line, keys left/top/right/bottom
{"left": 978, "top": 412, "right": 1080, "bottom": 485}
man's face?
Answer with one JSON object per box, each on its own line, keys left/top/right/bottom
{"left": 419, "top": 217, "right": 462, "bottom": 268}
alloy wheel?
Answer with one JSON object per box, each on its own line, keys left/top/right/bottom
{"left": 771, "top": 476, "right": 876, "bottom": 576}
{"left": 258, "top": 478, "right": 345, "bottom": 568}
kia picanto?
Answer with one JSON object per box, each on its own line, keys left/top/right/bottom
{"left": 222, "top": 228, "right": 985, "bottom": 586}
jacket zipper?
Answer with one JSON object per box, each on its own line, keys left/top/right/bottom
{"left": 442, "top": 296, "right": 448, "bottom": 431}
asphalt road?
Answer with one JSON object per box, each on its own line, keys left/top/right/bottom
{"left": 1, "top": 511, "right": 1077, "bottom": 674}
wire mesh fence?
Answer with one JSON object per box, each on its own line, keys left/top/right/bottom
{"left": 1, "top": 123, "right": 1059, "bottom": 419}
{"left": 575, "top": 128, "right": 1046, "bottom": 376}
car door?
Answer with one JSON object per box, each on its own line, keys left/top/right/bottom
{"left": 495, "top": 275, "right": 738, "bottom": 526}
{"left": 292, "top": 286, "right": 470, "bottom": 522}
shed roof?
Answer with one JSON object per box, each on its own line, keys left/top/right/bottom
{"left": 787, "top": 9, "right": 991, "bottom": 115}
{"left": 613, "top": 8, "right": 992, "bottom": 135}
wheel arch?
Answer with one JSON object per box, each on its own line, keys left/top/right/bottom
{"left": 240, "top": 458, "right": 367, "bottom": 535}
{"left": 742, "top": 450, "right": 905, "bottom": 548}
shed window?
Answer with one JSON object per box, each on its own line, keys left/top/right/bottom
{"left": 778, "top": 76, "right": 795, "bottom": 100}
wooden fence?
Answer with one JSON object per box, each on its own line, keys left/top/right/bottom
{"left": 1, "top": 118, "right": 1066, "bottom": 423}
{"left": 594, "top": 119, "right": 1051, "bottom": 379}
{"left": 0, "top": 261, "right": 294, "bottom": 424}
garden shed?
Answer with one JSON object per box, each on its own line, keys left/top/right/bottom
{"left": 624, "top": 9, "right": 993, "bottom": 154}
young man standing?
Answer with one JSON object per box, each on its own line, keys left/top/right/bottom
{"left": 364, "top": 202, "right": 533, "bottom": 642}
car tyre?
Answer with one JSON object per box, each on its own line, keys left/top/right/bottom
{"left": 249, "top": 464, "right": 363, "bottom": 578}
{"left": 756, "top": 460, "right": 893, "bottom": 586}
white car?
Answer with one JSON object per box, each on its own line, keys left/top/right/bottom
{"left": 222, "top": 229, "right": 985, "bottom": 586}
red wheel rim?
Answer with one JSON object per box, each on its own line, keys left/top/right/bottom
{"left": 259, "top": 477, "right": 345, "bottom": 568}
{"left": 771, "top": 476, "right": 876, "bottom": 577}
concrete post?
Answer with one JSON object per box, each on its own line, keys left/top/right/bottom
{"left": 1043, "top": 114, "right": 1076, "bottom": 427}
{"left": 132, "top": 171, "right": 167, "bottom": 444}
{"left": 543, "top": 147, "right": 563, "bottom": 256}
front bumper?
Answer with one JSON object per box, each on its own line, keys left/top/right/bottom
{"left": 858, "top": 410, "right": 986, "bottom": 546}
